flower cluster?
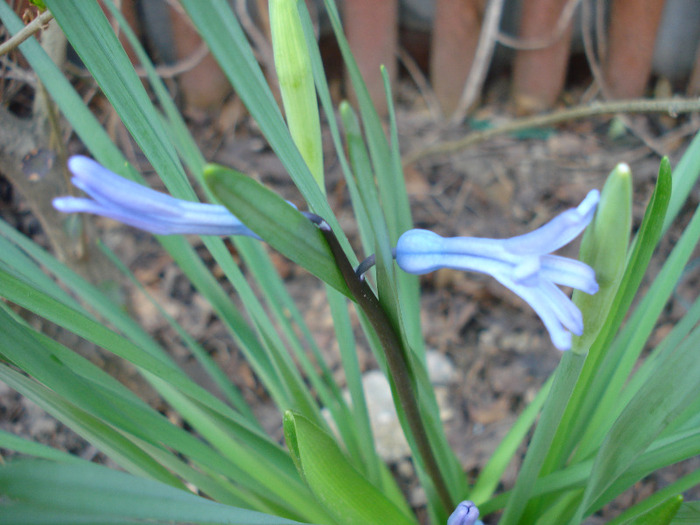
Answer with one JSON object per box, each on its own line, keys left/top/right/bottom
{"left": 395, "top": 190, "right": 600, "bottom": 350}
{"left": 55, "top": 156, "right": 599, "bottom": 350}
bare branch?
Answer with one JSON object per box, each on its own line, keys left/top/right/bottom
{"left": 496, "top": 0, "right": 580, "bottom": 50}
{"left": 405, "top": 98, "right": 700, "bottom": 165}
{"left": 0, "top": 9, "right": 54, "bottom": 57}
{"left": 450, "top": 0, "right": 505, "bottom": 126}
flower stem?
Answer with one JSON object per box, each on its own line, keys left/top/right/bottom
{"left": 311, "top": 214, "right": 454, "bottom": 513}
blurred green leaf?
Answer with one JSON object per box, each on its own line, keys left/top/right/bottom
{"left": 574, "top": 324, "right": 700, "bottom": 521}
{"left": 0, "top": 431, "right": 82, "bottom": 464}
{"left": 45, "top": 0, "right": 189, "bottom": 195}
{"left": 0, "top": 359, "right": 184, "bottom": 489}
{"left": 618, "top": 495, "right": 682, "bottom": 525}
{"left": 0, "top": 460, "right": 305, "bottom": 525}
{"left": 671, "top": 501, "right": 700, "bottom": 523}
{"left": 284, "top": 411, "right": 417, "bottom": 525}
{"left": 663, "top": 128, "right": 700, "bottom": 233}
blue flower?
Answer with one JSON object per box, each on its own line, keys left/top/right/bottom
{"left": 53, "top": 156, "right": 259, "bottom": 238}
{"left": 396, "top": 190, "right": 600, "bottom": 350}
{"left": 447, "top": 500, "right": 481, "bottom": 525}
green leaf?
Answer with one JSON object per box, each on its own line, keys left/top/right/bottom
{"left": 498, "top": 351, "right": 588, "bottom": 525}
{"left": 478, "top": 423, "right": 700, "bottom": 516}
{"left": 574, "top": 324, "right": 700, "bottom": 521}
{"left": 0, "top": 430, "right": 83, "bottom": 465}
{"left": 572, "top": 163, "right": 632, "bottom": 354}
{"left": 663, "top": 127, "right": 700, "bottom": 233}
{"left": 671, "top": 501, "right": 700, "bottom": 524}
{"left": 588, "top": 424, "right": 700, "bottom": 518}
{"left": 537, "top": 158, "right": 673, "bottom": 483}
{"left": 45, "top": 0, "right": 189, "bottom": 196}
{"left": 283, "top": 411, "right": 417, "bottom": 525}
{"left": 619, "top": 495, "right": 682, "bottom": 525}
{"left": 204, "top": 164, "right": 350, "bottom": 297}
{"left": 0, "top": 363, "right": 183, "bottom": 488}
{"left": 98, "top": 240, "right": 256, "bottom": 420}
{"left": 470, "top": 374, "right": 553, "bottom": 504}
{"left": 0, "top": 459, "right": 305, "bottom": 525}
{"left": 179, "top": 0, "right": 331, "bottom": 218}
{"left": 270, "top": 0, "right": 324, "bottom": 190}
{"left": 568, "top": 158, "right": 673, "bottom": 459}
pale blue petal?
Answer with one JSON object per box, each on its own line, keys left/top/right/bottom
{"left": 396, "top": 230, "right": 515, "bottom": 275}
{"left": 502, "top": 189, "right": 600, "bottom": 255}
{"left": 539, "top": 279, "right": 584, "bottom": 335}
{"left": 55, "top": 156, "right": 260, "bottom": 238}
{"left": 496, "top": 275, "right": 574, "bottom": 350}
{"left": 68, "top": 156, "right": 184, "bottom": 215}
{"left": 540, "top": 255, "right": 599, "bottom": 294}
{"left": 447, "top": 501, "right": 480, "bottom": 525}
{"left": 511, "top": 255, "right": 542, "bottom": 284}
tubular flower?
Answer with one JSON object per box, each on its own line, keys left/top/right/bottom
{"left": 53, "top": 156, "right": 259, "bottom": 238}
{"left": 396, "top": 190, "right": 601, "bottom": 350}
{"left": 447, "top": 500, "right": 481, "bottom": 525}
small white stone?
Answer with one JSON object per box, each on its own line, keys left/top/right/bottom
{"left": 362, "top": 351, "right": 458, "bottom": 463}
{"left": 363, "top": 370, "right": 411, "bottom": 462}
{"left": 427, "top": 351, "right": 457, "bottom": 385}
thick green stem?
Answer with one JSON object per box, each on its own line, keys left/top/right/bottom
{"left": 314, "top": 217, "right": 454, "bottom": 513}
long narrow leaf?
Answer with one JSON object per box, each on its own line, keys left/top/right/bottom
{"left": 0, "top": 460, "right": 306, "bottom": 525}
{"left": 574, "top": 325, "right": 700, "bottom": 521}
{"left": 205, "top": 165, "right": 350, "bottom": 297}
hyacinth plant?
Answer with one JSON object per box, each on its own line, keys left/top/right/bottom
{"left": 2, "top": 1, "right": 700, "bottom": 524}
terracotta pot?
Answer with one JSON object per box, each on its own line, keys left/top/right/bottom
{"left": 604, "top": 0, "right": 666, "bottom": 98}
{"left": 511, "top": 0, "right": 575, "bottom": 114}
{"left": 343, "top": 0, "right": 399, "bottom": 116}
{"left": 430, "top": 0, "right": 484, "bottom": 117}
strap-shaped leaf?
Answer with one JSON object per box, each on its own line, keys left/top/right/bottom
{"left": 284, "top": 410, "right": 416, "bottom": 525}
{"left": 611, "top": 495, "right": 683, "bottom": 525}
{"left": 204, "top": 165, "right": 351, "bottom": 298}
{"left": 0, "top": 459, "right": 305, "bottom": 525}
{"left": 575, "top": 325, "right": 700, "bottom": 521}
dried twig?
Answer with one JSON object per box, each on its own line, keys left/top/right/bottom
{"left": 404, "top": 97, "right": 700, "bottom": 165}
{"left": 450, "top": 0, "right": 505, "bottom": 126}
{"left": 0, "top": 57, "right": 36, "bottom": 86}
{"left": 496, "top": 0, "right": 580, "bottom": 51}
{"left": 235, "top": 0, "right": 274, "bottom": 70}
{"left": 398, "top": 46, "right": 443, "bottom": 122}
{"left": 143, "top": 42, "right": 209, "bottom": 78}
{"left": 0, "top": 9, "right": 54, "bottom": 57}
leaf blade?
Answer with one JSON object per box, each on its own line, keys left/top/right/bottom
{"left": 204, "top": 165, "right": 351, "bottom": 297}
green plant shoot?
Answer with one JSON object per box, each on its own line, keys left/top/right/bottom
{"left": 572, "top": 163, "right": 632, "bottom": 354}
{"left": 269, "top": 0, "right": 324, "bottom": 192}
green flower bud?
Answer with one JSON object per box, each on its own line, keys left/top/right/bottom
{"left": 572, "top": 163, "right": 632, "bottom": 354}
{"left": 269, "top": 0, "right": 324, "bottom": 192}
